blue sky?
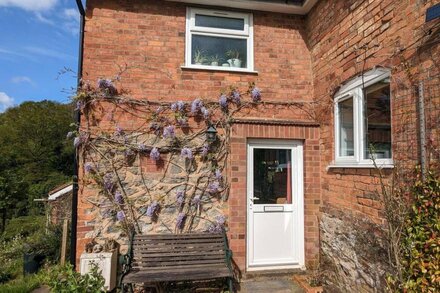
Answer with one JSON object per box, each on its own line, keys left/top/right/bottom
{"left": 0, "top": 0, "right": 81, "bottom": 112}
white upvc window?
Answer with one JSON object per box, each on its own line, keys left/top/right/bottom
{"left": 332, "top": 68, "right": 393, "bottom": 168}
{"left": 185, "top": 7, "right": 254, "bottom": 72}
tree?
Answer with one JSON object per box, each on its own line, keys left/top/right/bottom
{"left": 0, "top": 101, "right": 74, "bottom": 232}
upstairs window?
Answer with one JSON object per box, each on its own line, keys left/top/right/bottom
{"left": 333, "top": 68, "right": 393, "bottom": 167}
{"left": 185, "top": 8, "right": 254, "bottom": 72}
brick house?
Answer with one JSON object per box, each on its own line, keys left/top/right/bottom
{"left": 75, "top": 0, "right": 439, "bottom": 291}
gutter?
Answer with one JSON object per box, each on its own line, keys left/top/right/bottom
{"left": 167, "top": 0, "right": 319, "bottom": 15}
{"left": 71, "top": 0, "right": 85, "bottom": 269}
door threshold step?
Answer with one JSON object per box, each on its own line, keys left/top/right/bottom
{"left": 243, "top": 268, "right": 305, "bottom": 280}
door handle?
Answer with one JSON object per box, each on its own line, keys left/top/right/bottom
{"left": 250, "top": 197, "right": 259, "bottom": 201}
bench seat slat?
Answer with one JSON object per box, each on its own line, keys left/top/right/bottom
{"left": 133, "top": 239, "right": 224, "bottom": 246}
{"left": 124, "top": 266, "right": 231, "bottom": 283}
{"left": 134, "top": 233, "right": 223, "bottom": 239}
{"left": 133, "top": 250, "right": 225, "bottom": 258}
{"left": 134, "top": 254, "right": 225, "bottom": 262}
{"left": 133, "top": 259, "right": 226, "bottom": 270}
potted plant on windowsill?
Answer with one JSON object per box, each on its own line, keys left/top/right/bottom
{"left": 194, "top": 49, "right": 207, "bottom": 65}
{"left": 226, "top": 49, "right": 242, "bottom": 68}
{"left": 209, "top": 54, "right": 222, "bottom": 66}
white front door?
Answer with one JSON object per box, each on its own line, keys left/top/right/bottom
{"left": 247, "top": 139, "right": 304, "bottom": 270}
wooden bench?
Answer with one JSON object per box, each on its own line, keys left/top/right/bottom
{"left": 120, "top": 232, "right": 234, "bottom": 292}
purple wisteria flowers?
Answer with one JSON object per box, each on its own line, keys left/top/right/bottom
{"left": 171, "top": 101, "right": 185, "bottom": 112}
{"left": 181, "top": 147, "right": 193, "bottom": 160}
{"left": 191, "top": 98, "right": 204, "bottom": 114}
{"left": 208, "top": 215, "right": 226, "bottom": 233}
{"left": 103, "top": 173, "right": 114, "bottom": 192}
{"left": 200, "top": 107, "right": 210, "bottom": 119}
{"left": 150, "top": 147, "right": 160, "bottom": 161}
{"left": 98, "top": 78, "right": 117, "bottom": 95}
{"left": 251, "top": 87, "right": 261, "bottom": 102}
{"left": 138, "top": 143, "right": 147, "bottom": 152}
{"left": 201, "top": 144, "right": 209, "bottom": 157}
{"left": 176, "top": 190, "right": 185, "bottom": 207}
{"left": 116, "top": 211, "right": 125, "bottom": 221}
{"left": 163, "top": 125, "right": 175, "bottom": 138}
{"left": 192, "top": 195, "right": 201, "bottom": 208}
{"left": 146, "top": 201, "right": 159, "bottom": 217}
{"left": 176, "top": 213, "right": 186, "bottom": 229}
{"left": 84, "top": 162, "right": 94, "bottom": 173}
{"left": 214, "top": 169, "right": 222, "bottom": 180}
{"left": 114, "top": 191, "right": 124, "bottom": 205}
{"left": 208, "top": 181, "right": 220, "bottom": 194}
{"left": 115, "top": 125, "right": 124, "bottom": 136}
{"left": 231, "top": 90, "right": 241, "bottom": 104}
{"left": 219, "top": 94, "right": 228, "bottom": 109}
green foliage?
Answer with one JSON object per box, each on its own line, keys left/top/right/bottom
{"left": 1, "top": 215, "right": 45, "bottom": 241}
{"left": 0, "top": 100, "right": 74, "bottom": 230}
{"left": 0, "top": 217, "right": 62, "bottom": 284}
{"left": 0, "top": 235, "right": 26, "bottom": 282}
{"left": 0, "top": 274, "right": 42, "bottom": 293}
{"left": 44, "top": 264, "right": 105, "bottom": 293}
{"left": 401, "top": 172, "right": 440, "bottom": 292}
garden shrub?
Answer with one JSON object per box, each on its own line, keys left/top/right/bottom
{"left": 44, "top": 264, "right": 105, "bottom": 293}
{"left": 402, "top": 172, "right": 440, "bottom": 292}
{"left": 1, "top": 216, "right": 45, "bottom": 241}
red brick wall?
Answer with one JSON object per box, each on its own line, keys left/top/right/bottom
{"left": 307, "top": 0, "right": 439, "bottom": 223}
{"left": 78, "top": 0, "right": 320, "bottom": 272}
{"left": 83, "top": 0, "right": 313, "bottom": 104}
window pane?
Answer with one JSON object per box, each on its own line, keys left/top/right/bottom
{"left": 253, "top": 149, "right": 292, "bottom": 205}
{"left": 191, "top": 35, "right": 247, "bottom": 68}
{"left": 364, "top": 81, "right": 391, "bottom": 159}
{"left": 338, "top": 97, "right": 354, "bottom": 156}
{"left": 195, "top": 14, "right": 245, "bottom": 31}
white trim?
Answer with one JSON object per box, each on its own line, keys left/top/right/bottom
{"left": 333, "top": 68, "right": 393, "bottom": 168}
{"left": 48, "top": 185, "right": 73, "bottom": 201}
{"left": 181, "top": 65, "right": 258, "bottom": 74}
{"left": 185, "top": 7, "right": 254, "bottom": 71}
{"left": 168, "top": 0, "right": 319, "bottom": 15}
{"left": 246, "top": 139, "right": 305, "bottom": 270}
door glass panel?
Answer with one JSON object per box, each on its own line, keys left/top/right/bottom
{"left": 253, "top": 149, "right": 292, "bottom": 205}
{"left": 338, "top": 97, "right": 354, "bottom": 156}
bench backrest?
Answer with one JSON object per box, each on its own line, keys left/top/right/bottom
{"left": 131, "top": 233, "right": 229, "bottom": 271}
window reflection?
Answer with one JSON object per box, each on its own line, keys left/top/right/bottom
{"left": 338, "top": 97, "right": 354, "bottom": 156}
{"left": 195, "top": 14, "right": 244, "bottom": 30}
{"left": 191, "top": 35, "right": 247, "bottom": 68}
{"left": 253, "top": 149, "right": 292, "bottom": 205}
{"left": 364, "top": 81, "right": 391, "bottom": 159}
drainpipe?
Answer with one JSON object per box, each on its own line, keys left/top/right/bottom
{"left": 71, "top": 0, "right": 85, "bottom": 268}
{"left": 418, "top": 82, "right": 426, "bottom": 180}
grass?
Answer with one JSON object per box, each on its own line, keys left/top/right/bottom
{"left": 0, "top": 274, "right": 42, "bottom": 293}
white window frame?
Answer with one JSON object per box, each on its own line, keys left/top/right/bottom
{"left": 184, "top": 7, "right": 254, "bottom": 72}
{"left": 331, "top": 68, "right": 393, "bottom": 169}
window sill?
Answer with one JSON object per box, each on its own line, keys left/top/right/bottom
{"left": 326, "top": 161, "right": 394, "bottom": 170}
{"left": 181, "top": 65, "right": 258, "bottom": 74}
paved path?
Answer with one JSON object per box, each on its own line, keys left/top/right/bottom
{"left": 239, "top": 279, "right": 304, "bottom": 293}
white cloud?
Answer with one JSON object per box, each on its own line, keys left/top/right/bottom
{"left": 61, "top": 8, "right": 79, "bottom": 35}
{"left": 24, "top": 46, "right": 73, "bottom": 60}
{"left": 35, "top": 11, "right": 55, "bottom": 25}
{"left": 11, "top": 76, "right": 36, "bottom": 86}
{"left": 0, "top": 0, "right": 57, "bottom": 12}
{"left": 0, "top": 92, "right": 14, "bottom": 112}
